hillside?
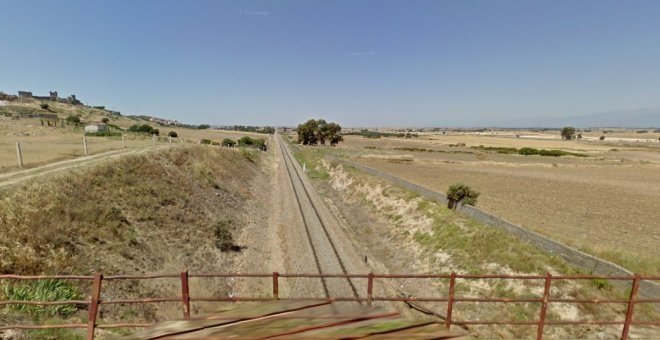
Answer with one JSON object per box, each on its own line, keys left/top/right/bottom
{"left": 0, "top": 94, "right": 149, "bottom": 129}
{"left": 0, "top": 145, "right": 272, "bottom": 333}
{"left": 0, "top": 94, "right": 272, "bottom": 173}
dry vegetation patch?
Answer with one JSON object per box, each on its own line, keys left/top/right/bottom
{"left": 0, "top": 145, "right": 268, "bottom": 335}
{"left": 332, "top": 133, "right": 660, "bottom": 275}
{"left": 287, "top": 144, "right": 658, "bottom": 338}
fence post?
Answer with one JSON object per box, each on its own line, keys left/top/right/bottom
{"left": 122, "top": 135, "right": 126, "bottom": 148}
{"left": 152, "top": 133, "right": 156, "bottom": 146}
{"left": 83, "top": 136, "right": 88, "bottom": 155}
{"left": 180, "top": 271, "right": 191, "bottom": 320}
{"left": 168, "top": 136, "right": 172, "bottom": 144}
{"left": 367, "top": 273, "right": 374, "bottom": 306}
{"left": 445, "top": 272, "right": 456, "bottom": 329}
{"left": 86, "top": 273, "right": 103, "bottom": 340}
{"left": 272, "top": 272, "right": 279, "bottom": 300}
{"left": 15, "top": 142, "right": 23, "bottom": 168}
{"left": 621, "top": 274, "right": 641, "bottom": 340}
{"left": 536, "top": 272, "right": 552, "bottom": 340}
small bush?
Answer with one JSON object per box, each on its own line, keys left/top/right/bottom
{"left": 168, "top": 131, "right": 178, "bottom": 138}
{"left": 66, "top": 115, "right": 81, "bottom": 124}
{"left": 446, "top": 183, "right": 480, "bottom": 209}
{"left": 198, "top": 124, "right": 210, "bottom": 129}
{"left": 221, "top": 138, "right": 236, "bottom": 147}
{"left": 4, "top": 279, "right": 82, "bottom": 317}
{"left": 127, "top": 124, "right": 155, "bottom": 134}
{"left": 213, "top": 220, "right": 237, "bottom": 252}
{"left": 40, "top": 103, "right": 49, "bottom": 110}
{"left": 599, "top": 136, "right": 606, "bottom": 141}
{"left": 101, "top": 117, "right": 110, "bottom": 123}
{"left": 237, "top": 136, "right": 266, "bottom": 147}
{"left": 637, "top": 130, "right": 648, "bottom": 133}
{"left": 590, "top": 278, "right": 613, "bottom": 290}
{"left": 200, "top": 139, "right": 212, "bottom": 145}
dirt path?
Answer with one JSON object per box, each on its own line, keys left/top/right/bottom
{"left": 0, "top": 146, "right": 164, "bottom": 191}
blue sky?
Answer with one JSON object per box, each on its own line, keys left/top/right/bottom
{"left": 1, "top": 0, "right": 659, "bottom": 126}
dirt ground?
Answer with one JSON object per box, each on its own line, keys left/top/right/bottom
{"left": 337, "top": 134, "right": 660, "bottom": 274}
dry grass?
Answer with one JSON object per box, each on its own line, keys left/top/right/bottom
{"left": 292, "top": 146, "right": 658, "bottom": 339}
{"left": 0, "top": 145, "right": 265, "bottom": 328}
{"left": 333, "top": 134, "right": 660, "bottom": 275}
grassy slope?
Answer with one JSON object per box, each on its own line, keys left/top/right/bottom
{"left": 0, "top": 145, "right": 260, "bottom": 274}
{"left": 0, "top": 145, "right": 264, "bottom": 336}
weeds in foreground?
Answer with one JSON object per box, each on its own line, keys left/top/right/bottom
{"left": 3, "top": 279, "right": 82, "bottom": 317}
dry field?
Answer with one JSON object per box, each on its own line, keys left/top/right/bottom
{"left": 338, "top": 134, "right": 660, "bottom": 274}
{"left": 0, "top": 111, "right": 268, "bottom": 173}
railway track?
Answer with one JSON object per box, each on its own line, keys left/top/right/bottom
{"left": 276, "top": 133, "right": 361, "bottom": 301}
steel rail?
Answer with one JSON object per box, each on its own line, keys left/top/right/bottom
{"left": 277, "top": 135, "right": 331, "bottom": 297}
{"left": 277, "top": 133, "right": 361, "bottom": 301}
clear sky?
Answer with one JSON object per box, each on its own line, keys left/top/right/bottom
{"left": 1, "top": 0, "right": 659, "bottom": 127}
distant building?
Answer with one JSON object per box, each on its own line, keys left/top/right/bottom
{"left": 85, "top": 124, "right": 108, "bottom": 133}
{"left": 18, "top": 91, "right": 33, "bottom": 100}
{"left": 16, "top": 90, "right": 82, "bottom": 105}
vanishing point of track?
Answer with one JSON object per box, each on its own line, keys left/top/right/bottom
{"left": 276, "top": 133, "right": 360, "bottom": 301}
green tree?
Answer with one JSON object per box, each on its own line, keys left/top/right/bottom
{"left": 168, "top": 131, "right": 178, "bottom": 137}
{"left": 561, "top": 126, "right": 576, "bottom": 140}
{"left": 297, "top": 119, "right": 343, "bottom": 146}
{"left": 446, "top": 183, "right": 480, "bottom": 209}
{"left": 198, "top": 124, "right": 210, "bottom": 129}
{"left": 326, "top": 122, "right": 343, "bottom": 146}
{"left": 297, "top": 119, "right": 319, "bottom": 145}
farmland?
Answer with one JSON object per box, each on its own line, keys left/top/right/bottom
{"left": 331, "top": 132, "right": 660, "bottom": 275}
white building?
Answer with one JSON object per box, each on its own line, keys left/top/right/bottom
{"left": 84, "top": 124, "right": 108, "bottom": 133}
